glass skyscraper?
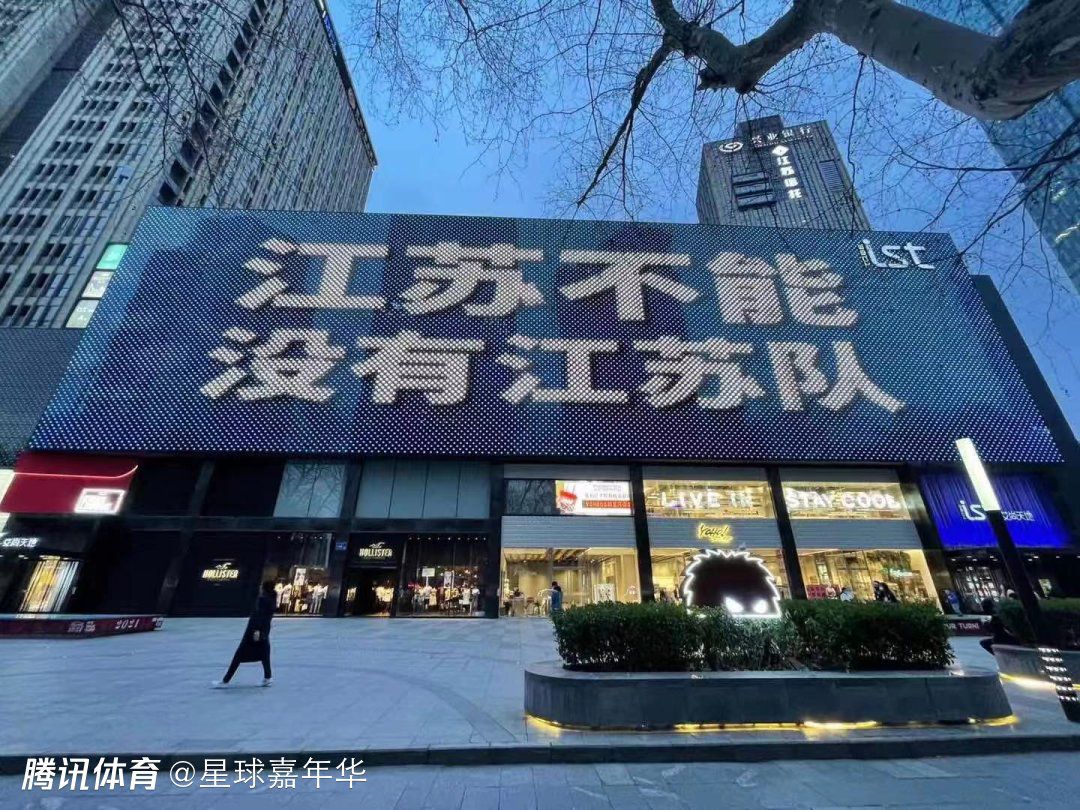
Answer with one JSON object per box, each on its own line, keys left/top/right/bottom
{"left": 909, "top": 0, "right": 1080, "bottom": 291}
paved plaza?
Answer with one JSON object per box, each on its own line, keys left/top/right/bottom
{"left": 2, "top": 617, "right": 1079, "bottom": 761}
{"left": 1, "top": 753, "right": 1076, "bottom": 808}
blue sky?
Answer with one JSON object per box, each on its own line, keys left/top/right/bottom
{"left": 335, "top": 2, "right": 1080, "bottom": 438}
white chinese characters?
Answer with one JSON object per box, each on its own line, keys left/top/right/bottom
{"left": 205, "top": 240, "right": 906, "bottom": 415}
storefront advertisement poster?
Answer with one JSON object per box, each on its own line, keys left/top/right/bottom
{"left": 782, "top": 482, "right": 910, "bottom": 520}
{"left": 921, "top": 472, "right": 1071, "bottom": 549}
{"left": 555, "top": 480, "right": 631, "bottom": 516}
{"left": 644, "top": 480, "right": 773, "bottom": 519}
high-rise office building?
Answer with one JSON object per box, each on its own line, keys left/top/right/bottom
{"left": 696, "top": 115, "right": 871, "bottom": 230}
{"left": 0, "top": 0, "right": 377, "bottom": 329}
{"left": 907, "top": 0, "right": 1080, "bottom": 292}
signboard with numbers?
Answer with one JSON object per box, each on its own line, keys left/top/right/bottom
{"left": 31, "top": 209, "right": 1058, "bottom": 463}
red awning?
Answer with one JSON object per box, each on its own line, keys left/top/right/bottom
{"left": 1, "top": 452, "right": 138, "bottom": 515}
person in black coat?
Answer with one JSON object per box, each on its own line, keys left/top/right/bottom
{"left": 979, "top": 597, "right": 1020, "bottom": 656}
{"left": 213, "top": 581, "right": 276, "bottom": 688}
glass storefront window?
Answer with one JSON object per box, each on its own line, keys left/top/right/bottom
{"left": 644, "top": 480, "right": 774, "bottom": 519}
{"left": 783, "top": 482, "right": 910, "bottom": 520}
{"left": 797, "top": 549, "right": 936, "bottom": 604}
{"left": 505, "top": 479, "right": 632, "bottom": 516}
{"left": 554, "top": 481, "right": 631, "bottom": 515}
{"left": 398, "top": 534, "right": 486, "bottom": 617}
{"left": 274, "top": 462, "right": 345, "bottom": 518}
{"left": 505, "top": 480, "right": 557, "bottom": 515}
{"left": 263, "top": 532, "right": 332, "bottom": 616}
{"left": 650, "top": 548, "right": 789, "bottom": 603}
{"left": 501, "top": 547, "right": 640, "bottom": 615}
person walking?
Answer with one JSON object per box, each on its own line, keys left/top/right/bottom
{"left": 550, "top": 581, "right": 563, "bottom": 613}
{"left": 213, "top": 581, "right": 276, "bottom": 688}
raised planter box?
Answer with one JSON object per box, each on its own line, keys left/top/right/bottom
{"left": 993, "top": 644, "right": 1080, "bottom": 685}
{"left": 525, "top": 662, "right": 1012, "bottom": 730}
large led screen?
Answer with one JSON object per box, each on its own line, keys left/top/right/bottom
{"left": 32, "top": 209, "right": 1060, "bottom": 462}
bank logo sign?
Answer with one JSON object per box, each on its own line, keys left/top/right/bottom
{"left": 32, "top": 210, "right": 1058, "bottom": 463}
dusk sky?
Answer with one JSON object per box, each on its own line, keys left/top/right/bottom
{"left": 335, "top": 0, "right": 1080, "bottom": 438}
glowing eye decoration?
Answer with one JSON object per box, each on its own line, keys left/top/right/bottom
{"left": 682, "top": 550, "right": 782, "bottom": 619}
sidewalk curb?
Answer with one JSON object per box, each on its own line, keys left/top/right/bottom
{"left": 4, "top": 733, "right": 1080, "bottom": 774}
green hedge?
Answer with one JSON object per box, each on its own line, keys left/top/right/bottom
{"left": 698, "top": 609, "right": 798, "bottom": 672}
{"left": 551, "top": 601, "right": 953, "bottom": 672}
{"left": 999, "top": 598, "right": 1080, "bottom": 650}
{"left": 783, "top": 600, "right": 953, "bottom": 671}
{"left": 551, "top": 602, "right": 705, "bottom": 671}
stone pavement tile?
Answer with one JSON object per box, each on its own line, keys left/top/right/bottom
{"left": 593, "top": 763, "right": 634, "bottom": 785}
{"left": 431, "top": 765, "right": 502, "bottom": 789}
{"left": 497, "top": 765, "right": 533, "bottom": 786}
{"left": 662, "top": 781, "right": 762, "bottom": 810}
{"left": 600, "top": 784, "right": 652, "bottom": 809}
{"left": 866, "top": 758, "right": 957, "bottom": 779}
{"left": 461, "top": 785, "right": 500, "bottom": 810}
{"left": 816, "top": 775, "right": 1009, "bottom": 807}
{"left": 558, "top": 765, "right": 603, "bottom": 787}
{"left": 498, "top": 783, "right": 537, "bottom": 809}
{"left": 567, "top": 783, "right": 614, "bottom": 809}
{"left": 636, "top": 782, "right": 688, "bottom": 808}
{"left": 535, "top": 784, "right": 578, "bottom": 810}
{"left": 387, "top": 765, "right": 437, "bottom": 808}
{"left": 419, "top": 781, "right": 465, "bottom": 809}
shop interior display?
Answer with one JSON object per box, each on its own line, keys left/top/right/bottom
{"left": 271, "top": 567, "right": 329, "bottom": 615}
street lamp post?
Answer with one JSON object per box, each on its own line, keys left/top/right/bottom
{"left": 956, "top": 438, "right": 1080, "bottom": 723}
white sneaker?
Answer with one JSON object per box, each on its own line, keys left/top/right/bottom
{"left": 261, "top": 678, "right": 273, "bottom": 687}
{"left": 211, "top": 680, "right": 229, "bottom": 689}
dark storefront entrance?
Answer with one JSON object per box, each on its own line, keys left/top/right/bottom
{"left": 947, "top": 548, "right": 1080, "bottom": 611}
{"left": 342, "top": 569, "right": 397, "bottom": 616}
{"left": 341, "top": 535, "right": 402, "bottom": 616}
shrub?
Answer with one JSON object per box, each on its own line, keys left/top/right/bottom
{"left": 551, "top": 600, "right": 954, "bottom": 672}
{"left": 551, "top": 602, "right": 704, "bottom": 671}
{"left": 783, "top": 600, "right": 953, "bottom": 671}
{"left": 999, "top": 598, "right": 1080, "bottom": 650}
{"left": 551, "top": 602, "right": 798, "bottom": 672}
{"left": 698, "top": 610, "right": 798, "bottom": 671}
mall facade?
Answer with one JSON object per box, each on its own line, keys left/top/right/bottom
{"left": 1, "top": 209, "right": 1076, "bottom": 619}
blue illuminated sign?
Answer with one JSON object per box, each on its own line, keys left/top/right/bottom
{"left": 921, "top": 472, "right": 1071, "bottom": 549}
{"left": 32, "top": 209, "right": 1059, "bottom": 462}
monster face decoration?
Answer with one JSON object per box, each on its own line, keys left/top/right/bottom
{"left": 681, "top": 549, "right": 782, "bottom": 618}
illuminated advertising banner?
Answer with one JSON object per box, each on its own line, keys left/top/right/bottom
{"left": 555, "top": 481, "right": 632, "bottom": 516}
{"left": 32, "top": 209, "right": 1059, "bottom": 462}
{"left": 782, "top": 482, "right": 911, "bottom": 520}
{"left": 643, "top": 480, "right": 774, "bottom": 519}
{"left": 920, "top": 472, "right": 1072, "bottom": 549}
